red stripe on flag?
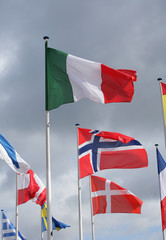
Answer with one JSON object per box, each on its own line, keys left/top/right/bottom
{"left": 79, "top": 154, "right": 94, "bottom": 179}
{"left": 101, "top": 64, "right": 136, "bottom": 103}
{"left": 161, "top": 196, "right": 166, "bottom": 231}
{"left": 100, "top": 148, "right": 148, "bottom": 170}
{"left": 78, "top": 128, "right": 92, "bottom": 145}
{"left": 91, "top": 175, "right": 106, "bottom": 191}
{"left": 92, "top": 195, "right": 107, "bottom": 215}
{"left": 35, "top": 187, "right": 47, "bottom": 206}
{"left": 78, "top": 127, "right": 135, "bottom": 145}
{"left": 111, "top": 195, "right": 142, "bottom": 214}
{"left": 18, "top": 169, "right": 40, "bottom": 205}
{"left": 161, "top": 82, "right": 166, "bottom": 96}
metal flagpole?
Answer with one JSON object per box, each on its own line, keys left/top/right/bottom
{"left": 76, "top": 124, "right": 83, "bottom": 240}
{"left": 1, "top": 209, "right": 4, "bottom": 240}
{"left": 155, "top": 144, "right": 165, "bottom": 240}
{"left": 158, "top": 78, "right": 166, "bottom": 239}
{"left": 158, "top": 78, "right": 166, "bottom": 149}
{"left": 41, "top": 208, "right": 44, "bottom": 240}
{"left": 16, "top": 173, "right": 18, "bottom": 240}
{"left": 44, "top": 36, "right": 53, "bottom": 240}
{"left": 89, "top": 176, "right": 95, "bottom": 240}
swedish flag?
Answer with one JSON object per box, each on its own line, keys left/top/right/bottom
{"left": 41, "top": 203, "right": 70, "bottom": 232}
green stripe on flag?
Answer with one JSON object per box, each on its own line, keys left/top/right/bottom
{"left": 46, "top": 48, "right": 74, "bottom": 110}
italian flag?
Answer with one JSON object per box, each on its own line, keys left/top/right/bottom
{"left": 46, "top": 48, "right": 137, "bottom": 110}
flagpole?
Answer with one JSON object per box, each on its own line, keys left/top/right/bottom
{"left": 41, "top": 208, "right": 44, "bottom": 240}
{"left": 89, "top": 176, "right": 95, "bottom": 240}
{"left": 155, "top": 144, "right": 165, "bottom": 240}
{"left": 16, "top": 173, "right": 18, "bottom": 240}
{"left": 158, "top": 78, "right": 166, "bottom": 149}
{"left": 76, "top": 124, "right": 83, "bottom": 240}
{"left": 44, "top": 36, "right": 53, "bottom": 240}
{"left": 1, "top": 209, "right": 3, "bottom": 240}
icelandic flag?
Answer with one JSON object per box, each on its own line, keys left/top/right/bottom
{"left": 0, "top": 134, "right": 30, "bottom": 174}
{"left": 2, "top": 211, "right": 26, "bottom": 240}
{"left": 41, "top": 203, "right": 70, "bottom": 232}
{"left": 91, "top": 175, "right": 143, "bottom": 215}
{"left": 156, "top": 148, "right": 166, "bottom": 231}
{"left": 78, "top": 127, "right": 148, "bottom": 178}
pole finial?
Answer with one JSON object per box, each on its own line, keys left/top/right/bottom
{"left": 75, "top": 123, "right": 80, "bottom": 127}
{"left": 43, "top": 36, "right": 49, "bottom": 41}
{"left": 157, "top": 78, "right": 162, "bottom": 82}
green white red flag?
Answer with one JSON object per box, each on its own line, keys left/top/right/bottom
{"left": 46, "top": 48, "right": 137, "bottom": 110}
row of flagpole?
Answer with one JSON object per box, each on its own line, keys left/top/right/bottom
{"left": 42, "top": 37, "right": 165, "bottom": 240}
{"left": 76, "top": 78, "right": 166, "bottom": 240}
{"left": 2, "top": 40, "right": 166, "bottom": 240}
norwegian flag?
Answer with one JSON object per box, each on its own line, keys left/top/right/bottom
{"left": 18, "top": 169, "right": 47, "bottom": 206}
{"left": 91, "top": 175, "right": 143, "bottom": 215}
{"left": 78, "top": 127, "right": 148, "bottom": 179}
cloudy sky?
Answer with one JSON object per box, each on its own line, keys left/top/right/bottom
{"left": 1, "top": 0, "right": 166, "bottom": 239}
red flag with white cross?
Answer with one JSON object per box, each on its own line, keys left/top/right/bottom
{"left": 91, "top": 175, "right": 143, "bottom": 216}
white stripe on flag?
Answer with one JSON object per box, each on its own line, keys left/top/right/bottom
{"left": 0, "top": 143, "right": 30, "bottom": 174}
{"left": 18, "top": 174, "right": 30, "bottom": 189}
{"left": 67, "top": 54, "right": 105, "bottom": 103}
{"left": 159, "top": 167, "right": 166, "bottom": 201}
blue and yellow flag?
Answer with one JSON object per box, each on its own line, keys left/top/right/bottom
{"left": 41, "top": 203, "right": 70, "bottom": 232}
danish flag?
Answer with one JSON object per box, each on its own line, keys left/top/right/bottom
{"left": 91, "top": 175, "right": 143, "bottom": 215}
{"left": 78, "top": 127, "right": 148, "bottom": 179}
{"left": 18, "top": 169, "right": 47, "bottom": 206}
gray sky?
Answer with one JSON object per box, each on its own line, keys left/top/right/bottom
{"left": 1, "top": 0, "right": 166, "bottom": 239}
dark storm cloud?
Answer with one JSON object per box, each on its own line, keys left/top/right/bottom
{"left": 0, "top": 0, "right": 166, "bottom": 239}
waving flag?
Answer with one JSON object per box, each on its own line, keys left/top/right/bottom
{"left": 18, "top": 169, "right": 47, "bottom": 206}
{"left": 0, "top": 134, "right": 30, "bottom": 174}
{"left": 91, "top": 175, "right": 143, "bottom": 215}
{"left": 2, "top": 211, "right": 26, "bottom": 240}
{"left": 156, "top": 148, "right": 166, "bottom": 231}
{"left": 78, "top": 127, "right": 148, "bottom": 178}
{"left": 41, "top": 203, "right": 70, "bottom": 232}
{"left": 46, "top": 47, "right": 137, "bottom": 110}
